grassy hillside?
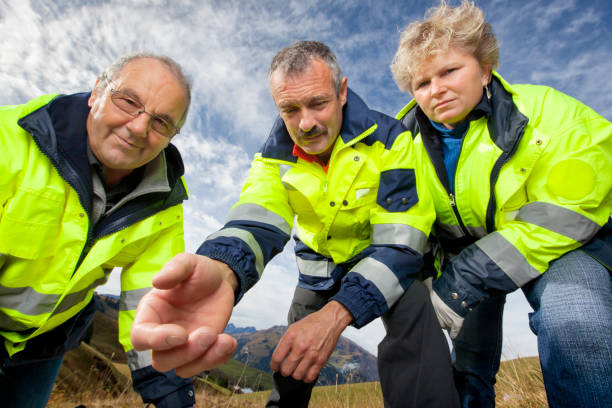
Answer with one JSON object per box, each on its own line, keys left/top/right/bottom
{"left": 225, "top": 357, "right": 548, "bottom": 408}
{"left": 47, "top": 294, "right": 547, "bottom": 407}
{"left": 49, "top": 355, "right": 548, "bottom": 407}
{"left": 205, "top": 356, "right": 274, "bottom": 391}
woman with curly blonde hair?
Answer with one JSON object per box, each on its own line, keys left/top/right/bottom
{"left": 392, "top": 1, "right": 612, "bottom": 407}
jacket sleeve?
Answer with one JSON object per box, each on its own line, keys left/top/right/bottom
{"left": 331, "top": 129, "right": 436, "bottom": 327}
{"left": 0, "top": 102, "right": 28, "bottom": 210}
{"left": 117, "top": 204, "right": 195, "bottom": 407}
{"left": 197, "top": 154, "right": 293, "bottom": 303}
{"left": 131, "top": 366, "right": 195, "bottom": 408}
{"left": 0, "top": 103, "right": 29, "bottom": 291}
{"left": 434, "top": 87, "right": 612, "bottom": 316}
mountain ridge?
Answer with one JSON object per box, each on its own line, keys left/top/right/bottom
{"left": 228, "top": 324, "right": 379, "bottom": 385}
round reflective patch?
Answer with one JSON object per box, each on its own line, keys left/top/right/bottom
{"left": 547, "top": 159, "right": 596, "bottom": 200}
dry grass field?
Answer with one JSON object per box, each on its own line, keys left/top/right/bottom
{"left": 48, "top": 356, "right": 548, "bottom": 408}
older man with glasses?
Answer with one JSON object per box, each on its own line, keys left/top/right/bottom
{"left": 0, "top": 53, "right": 195, "bottom": 408}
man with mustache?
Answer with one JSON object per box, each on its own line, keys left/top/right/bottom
{"left": 132, "top": 41, "right": 459, "bottom": 408}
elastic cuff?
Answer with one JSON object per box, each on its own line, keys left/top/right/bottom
{"left": 331, "top": 289, "right": 379, "bottom": 328}
{"left": 154, "top": 384, "right": 195, "bottom": 408}
{"left": 432, "top": 272, "right": 479, "bottom": 318}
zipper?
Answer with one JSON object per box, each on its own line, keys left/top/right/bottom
{"left": 413, "top": 108, "right": 472, "bottom": 238}
{"left": 449, "top": 193, "right": 469, "bottom": 236}
{"left": 447, "top": 123, "right": 471, "bottom": 237}
{"left": 484, "top": 122, "right": 526, "bottom": 232}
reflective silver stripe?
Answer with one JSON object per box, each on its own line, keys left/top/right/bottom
{"left": 0, "top": 285, "right": 59, "bottom": 316}
{"left": 371, "top": 224, "right": 427, "bottom": 255}
{"left": 207, "top": 228, "right": 265, "bottom": 277}
{"left": 126, "top": 348, "right": 152, "bottom": 370}
{"left": 465, "top": 225, "right": 487, "bottom": 238}
{"left": 120, "top": 287, "right": 151, "bottom": 311}
{"left": 296, "top": 257, "right": 335, "bottom": 278}
{"left": 517, "top": 202, "right": 601, "bottom": 244}
{"left": 54, "top": 276, "right": 109, "bottom": 314}
{"left": 228, "top": 203, "right": 291, "bottom": 235}
{"left": 0, "top": 308, "right": 35, "bottom": 331}
{"left": 475, "top": 232, "right": 540, "bottom": 287}
{"left": 351, "top": 257, "right": 404, "bottom": 308}
{"left": 436, "top": 222, "right": 465, "bottom": 238}
{"left": 0, "top": 275, "right": 109, "bottom": 317}
{"left": 436, "top": 222, "right": 486, "bottom": 238}
{"left": 279, "top": 164, "right": 292, "bottom": 178}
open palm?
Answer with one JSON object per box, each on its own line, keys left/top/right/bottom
{"left": 131, "top": 253, "right": 238, "bottom": 377}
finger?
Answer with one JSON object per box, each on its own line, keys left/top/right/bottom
{"left": 152, "top": 252, "right": 201, "bottom": 289}
{"left": 279, "top": 346, "right": 306, "bottom": 378}
{"left": 305, "top": 361, "right": 325, "bottom": 383}
{"left": 131, "top": 296, "right": 162, "bottom": 326}
{"left": 270, "top": 333, "right": 293, "bottom": 372}
{"left": 293, "top": 347, "right": 326, "bottom": 382}
{"left": 131, "top": 322, "right": 188, "bottom": 351}
{"left": 150, "top": 326, "right": 218, "bottom": 372}
{"left": 290, "top": 352, "right": 314, "bottom": 381}
{"left": 174, "top": 334, "right": 238, "bottom": 378}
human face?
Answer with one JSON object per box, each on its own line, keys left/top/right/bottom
{"left": 411, "top": 47, "right": 491, "bottom": 129}
{"left": 270, "top": 58, "right": 347, "bottom": 161}
{"left": 87, "top": 58, "right": 187, "bottom": 185}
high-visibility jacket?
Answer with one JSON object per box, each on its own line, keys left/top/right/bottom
{"left": 0, "top": 93, "right": 193, "bottom": 406}
{"left": 396, "top": 71, "right": 612, "bottom": 316}
{"left": 198, "top": 88, "right": 434, "bottom": 327}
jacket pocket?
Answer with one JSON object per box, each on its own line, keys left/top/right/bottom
{"left": 500, "top": 186, "right": 528, "bottom": 222}
{"left": 0, "top": 188, "right": 64, "bottom": 259}
{"left": 376, "top": 169, "right": 418, "bottom": 212}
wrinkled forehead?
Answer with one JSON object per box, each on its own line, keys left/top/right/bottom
{"left": 270, "top": 59, "right": 336, "bottom": 98}
{"left": 111, "top": 59, "right": 178, "bottom": 90}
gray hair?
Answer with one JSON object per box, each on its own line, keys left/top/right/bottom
{"left": 97, "top": 52, "right": 192, "bottom": 128}
{"left": 268, "top": 41, "right": 343, "bottom": 95}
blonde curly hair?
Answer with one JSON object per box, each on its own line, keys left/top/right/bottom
{"left": 390, "top": 0, "right": 499, "bottom": 93}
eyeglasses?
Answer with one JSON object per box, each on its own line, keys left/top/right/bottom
{"left": 102, "top": 75, "right": 180, "bottom": 138}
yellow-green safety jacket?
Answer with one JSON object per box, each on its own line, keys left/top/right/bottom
{"left": 198, "top": 88, "right": 435, "bottom": 327}
{"left": 397, "top": 71, "right": 612, "bottom": 317}
{"left": 0, "top": 93, "right": 193, "bottom": 406}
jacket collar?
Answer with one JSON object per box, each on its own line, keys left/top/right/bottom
{"left": 399, "top": 71, "right": 528, "bottom": 154}
{"left": 260, "top": 87, "right": 376, "bottom": 161}
{"left": 486, "top": 71, "right": 529, "bottom": 153}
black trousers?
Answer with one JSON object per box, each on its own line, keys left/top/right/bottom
{"left": 266, "top": 281, "right": 459, "bottom": 408}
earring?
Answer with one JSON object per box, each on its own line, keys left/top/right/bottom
{"left": 485, "top": 84, "right": 492, "bottom": 99}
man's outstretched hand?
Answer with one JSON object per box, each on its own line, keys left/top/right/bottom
{"left": 131, "top": 253, "right": 239, "bottom": 377}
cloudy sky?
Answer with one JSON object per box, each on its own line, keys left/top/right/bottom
{"left": 2, "top": 0, "right": 611, "bottom": 359}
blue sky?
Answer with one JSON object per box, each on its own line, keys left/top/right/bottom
{"left": 1, "top": 0, "right": 610, "bottom": 358}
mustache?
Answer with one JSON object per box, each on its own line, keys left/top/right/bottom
{"left": 297, "top": 126, "right": 326, "bottom": 138}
